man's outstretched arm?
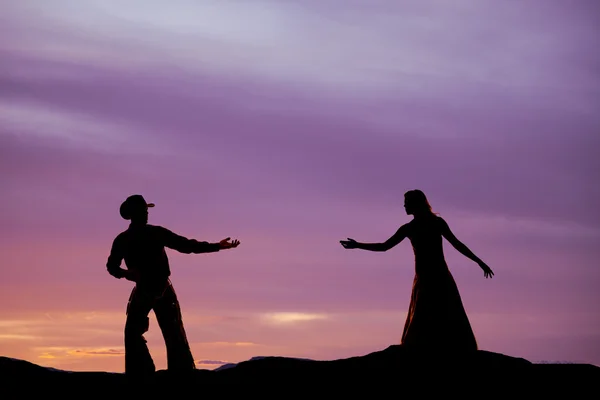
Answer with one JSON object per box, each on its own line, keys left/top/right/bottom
{"left": 159, "top": 227, "right": 240, "bottom": 254}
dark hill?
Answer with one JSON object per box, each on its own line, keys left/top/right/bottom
{"left": 1, "top": 345, "right": 598, "bottom": 397}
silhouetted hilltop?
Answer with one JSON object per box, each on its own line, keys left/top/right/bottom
{"left": 2, "top": 345, "right": 598, "bottom": 397}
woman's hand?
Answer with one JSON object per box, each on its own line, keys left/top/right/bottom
{"left": 340, "top": 238, "right": 359, "bottom": 249}
{"left": 478, "top": 261, "right": 494, "bottom": 278}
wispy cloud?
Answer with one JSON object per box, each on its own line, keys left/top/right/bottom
{"left": 195, "top": 359, "right": 228, "bottom": 366}
{"left": 3, "top": 0, "right": 598, "bottom": 93}
{"left": 37, "top": 347, "right": 124, "bottom": 360}
{"left": 0, "top": 99, "right": 170, "bottom": 155}
{"left": 196, "top": 342, "right": 258, "bottom": 348}
{"left": 0, "top": 334, "right": 37, "bottom": 341}
{"left": 261, "top": 312, "right": 329, "bottom": 325}
{"left": 71, "top": 349, "right": 123, "bottom": 356}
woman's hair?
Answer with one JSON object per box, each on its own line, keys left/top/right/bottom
{"left": 404, "top": 189, "right": 437, "bottom": 215}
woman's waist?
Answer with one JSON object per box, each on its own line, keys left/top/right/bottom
{"left": 414, "top": 260, "right": 449, "bottom": 274}
{"left": 414, "top": 256, "right": 447, "bottom": 267}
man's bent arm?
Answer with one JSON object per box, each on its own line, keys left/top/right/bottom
{"left": 106, "top": 237, "right": 127, "bottom": 279}
{"left": 160, "top": 227, "right": 221, "bottom": 254}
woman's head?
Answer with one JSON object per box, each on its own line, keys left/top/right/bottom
{"left": 404, "top": 189, "right": 434, "bottom": 216}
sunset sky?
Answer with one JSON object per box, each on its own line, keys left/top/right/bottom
{"left": 1, "top": 0, "right": 598, "bottom": 372}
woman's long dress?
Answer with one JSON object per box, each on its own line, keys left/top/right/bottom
{"left": 400, "top": 216, "right": 478, "bottom": 352}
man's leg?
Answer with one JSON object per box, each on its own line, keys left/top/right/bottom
{"left": 154, "top": 281, "right": 196, "bottom": 371}
{"left": 124, "top": 285, "right": 156, "bottom": 377}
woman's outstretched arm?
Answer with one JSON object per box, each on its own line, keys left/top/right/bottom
{"left": 439, "top": 218, "right": 494, "bottom": 278}
{"left": 341, "top": 224, "right": 409, "bottom": 252}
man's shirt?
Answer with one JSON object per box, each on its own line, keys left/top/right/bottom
{"left": 107, "top": 223, "right": 220, "bottom": 282}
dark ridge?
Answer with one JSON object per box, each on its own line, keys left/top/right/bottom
{"left": 2, "top": 345, "right": 598, "bottom": 397}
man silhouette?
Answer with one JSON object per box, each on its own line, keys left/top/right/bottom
{"left": 106, "top": 194, "right": 240, "bottom": 378}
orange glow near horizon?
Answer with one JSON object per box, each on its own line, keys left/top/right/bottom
{"left": 2, "top": 306, "right": 598, "bottom": 371}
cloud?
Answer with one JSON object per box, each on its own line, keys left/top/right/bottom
{"left": 261, "top": 312, "right": 329, "bottom": 325}
{"left": 1, "top": 47, "right": 597, "bottom": 232}
{"left": 197, "top": 342, "right": 258, "bottom": 348}
{"left": 0, "top": 312, "right": 124, "bottom": 345}
{"left": 0, "top": 99, "right": 169, "bottom": 155}
{"left": 0, "top": 334, "right": 37, "bottom": 341}
{"left": 37, "top": 347, "right": 124, "bottom": 359}
{"left": 195, "top": 359, "right": 228, "bottom": 366}
{"left": 2, "top": 0, "right": 599, "bottom": 94}
{"left": 69, "top": 348, "right": 124, "bottom": 356}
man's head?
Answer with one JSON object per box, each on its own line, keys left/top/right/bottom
{"left": 119, "top": 194, "right": 154, "bottom": 224}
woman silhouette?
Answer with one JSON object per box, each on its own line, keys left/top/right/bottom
{"left": 340, "top": 189, "right": 493, "bottom": 353}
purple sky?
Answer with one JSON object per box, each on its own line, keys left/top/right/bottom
{"left": 1, "top": 0, "right": 599, "bottom": 371}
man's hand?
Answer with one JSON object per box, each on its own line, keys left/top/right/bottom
{"left": 219, "top": 237, "right": 240, "bottom": 250}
